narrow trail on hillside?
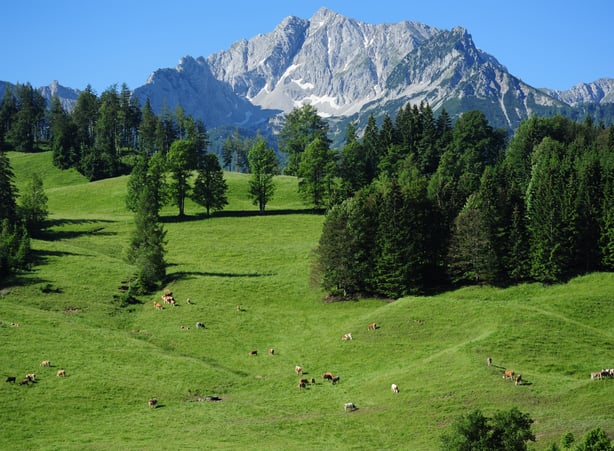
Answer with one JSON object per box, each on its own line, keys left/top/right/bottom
{"left": 515, "top": 304, "right": 613, "bottom": 340}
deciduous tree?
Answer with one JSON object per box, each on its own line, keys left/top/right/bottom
{"left": 192, "top": 153, "right": 228, "bottom": 216}
{"left": 247, "top": 137, "right": 278, "bottom": 214}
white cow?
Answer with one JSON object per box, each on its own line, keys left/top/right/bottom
{"left": 391, "top": 383, "right": 399, "bottom": 393}
{"left": 344, "top": 402, "right": 357, "bottom": 412}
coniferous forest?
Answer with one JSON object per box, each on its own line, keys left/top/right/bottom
{"left": 1, "top": 83, "right": 613, "bottom": 298}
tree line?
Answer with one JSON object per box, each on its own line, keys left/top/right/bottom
{"left": 312, "top": 106, "right": 614, "bottom": 297}
{"left": 2, "top": 82, "right": 613, "bottom": 296}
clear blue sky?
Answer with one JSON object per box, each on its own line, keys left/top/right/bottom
{"left": 3, "top": 1, "right": 613, "bottom": 93}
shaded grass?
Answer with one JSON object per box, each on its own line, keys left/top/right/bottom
{"left": 1, "top": 151, "right": 613, "bottom": 449}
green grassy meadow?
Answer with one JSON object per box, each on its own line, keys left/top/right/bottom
{"left": 1, "top": 151, "right": 613, "bottom": 450}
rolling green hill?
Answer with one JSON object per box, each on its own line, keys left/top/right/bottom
{"left": 1, "top": 151, "right": 613, "bottom": 450}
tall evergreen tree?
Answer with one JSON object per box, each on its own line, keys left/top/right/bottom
{"left": 6, "top": 83, "right": 46, "bottom": 152}
{"left": 50, "top": 95, "right": 78, "bottom": 169}
{"left": 526, "top": 138, "right": 576, "bottom": 282}
{"left": 447, "top": 194, "right": 497, "bottom": 285}
{"left": 126, "top": 181, "right": 167, "bottom": 293}
{"left": 72, "top": 85, "right": 99, "bottom": 154}
{"left": 0, "top": 150, "right": 19, "bottom": 222}
{"left": 0, "top": 85, "right": 17, "bottom": 150}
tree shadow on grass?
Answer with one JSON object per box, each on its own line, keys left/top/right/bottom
{"left": 167, "top": 270, "right": 275, "bottom": 282}
{"left": 160, "top": 208, "right": 324, "bottom": 223}
{"left": 36, "top": 218, "right": 117, "bottom": 241}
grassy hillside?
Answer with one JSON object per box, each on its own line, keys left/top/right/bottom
{"left": 1, "top": 151, "right": 613, "bottom": 450}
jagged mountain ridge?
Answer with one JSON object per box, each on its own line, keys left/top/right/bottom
{"left": 542, "top": 78, "right": 614, "bottom": 105}
{"left": 131, "top": 7, "right": 612, "bottom": 133}
{"left": 3, "top": 7, "right": 613, "bottom": 136}
{"left": 205, "top": 8, "right": 439, "bottom": 118}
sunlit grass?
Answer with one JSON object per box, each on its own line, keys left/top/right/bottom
{"left": 0, "top": 151, "right": 613, "bottom": 449}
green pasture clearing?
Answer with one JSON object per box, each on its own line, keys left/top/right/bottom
{"left": 0, "top": 151, "right": 613, "bottom": 450}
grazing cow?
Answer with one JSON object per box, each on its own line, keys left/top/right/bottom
{"left": 311, "top": 378, "right": 316, "bottom": 385}
{"left": 11, "top": 322, "right": 20, "bottom": 327}
{"left": 148, "top": 398, "right": 158, "bottom": 408}
{"left": 503, "top": 369, "right": 515, "bottom": 380}
{"left": 195, "top": 322, "right": 205, "bottom": 329}
{"left": 5, "top": 376, "right": 16, "bottom": 383}
{"left": 26, "top": 373, "right": 36, "bottom": 382}
{"left": 153, "top": 301, "right": 163, "bottom": 311}
{"left": 56, "top": 369, "right": 66, "bottom": 377}
{"left": 515, "top": 374, "right": 522, "bottom": 386}
{"left": 322, "top": 372, "right": 334, "bottom": 381}
{"left": 295, "top": 365, "right": 303, "bottom": 375}
{"left": 268, "top": 348, "right": 274, "bottom": 355}
{"left": 344, "top": 402, "right": 357, "bottom": 412}
{"left": 19, "top": 378, "right": 29, "bottom": 386}
{"left": 298, "top": 378, "right": 309, "bottom": 389}
{"left": 248, "top": 350, "right": 257, "bottom": 356}
{"left": 368, "top": 322, "right": 377, "bottom": 331}
{"left": 161, "top": 294, "right": 175, "bottom": 305}
{"left": 331, "top": 376, "right": 340, "bottom": 385}
{"left": 591, "top": 371, "right": 603, "bottom": 380}
{"left": 487, "top": 357, "right": 492, "bottom": 366}
{"left": 186, "top": 298, "right": 192, "bottom": 305}
{"left": 391, "top": 383, "right": 399, "bottom": 393}
{"left": 40, "top": 360, "right": 51, "bottom": 367}
{"left": 342, "top": 333, "right": 353, "bottom": 341}
{"left": 181, "top": 325, "right": 190, "bottom": 330}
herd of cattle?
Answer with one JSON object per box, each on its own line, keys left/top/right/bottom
{"left": 5, "top": 360, "right": 66, "bottom": 387}
{"left": 7, "top": 287, "right": 611, "bottom": 415}
{"left": 148, "top": 298, "right": 395, "bottom": 412}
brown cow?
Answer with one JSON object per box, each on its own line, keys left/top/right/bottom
{"left": 342, "top": 333, "right": 353, "bottom": 341}
{"left": 56, "top": 369, "right": 66, "bottom": 377}
{"left": 153, "top": 301, "right": 163, "bottom": 311}
{"left": 368, "top": 322, "right": 377, "bottom": 331}
{"left": 503, "top": 369, "right": 515, "bottom": 380}
{"left": 295, "top": 365, "right": 303, "bottom": 375}
{"left": 40, "top": 360, "right": 51, "bottom": 367}
{"left": 298, "top": 378, "right": 309, "bottom": 389}
{"left": 322, "top": 372, "right": 334, "bottom": 381}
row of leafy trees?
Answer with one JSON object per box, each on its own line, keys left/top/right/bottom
{"left": 440, "top": 407, "right": 613, "bottom": 450}
{"left": 313, "top": 107, "right": 614, "bottom": 297}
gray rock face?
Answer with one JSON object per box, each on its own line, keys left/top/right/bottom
{"left": 9, "top": 7, "right": 611, "bottom": 133}
{"left": 207, "top": 8, "right": 439, "bottom": 118}
{"left": 542, "top": 78, "right": 614, "bottom": 106}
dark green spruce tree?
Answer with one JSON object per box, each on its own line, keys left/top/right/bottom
{"left": 126, "top": 159, "right": 167, "bottom": 293}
